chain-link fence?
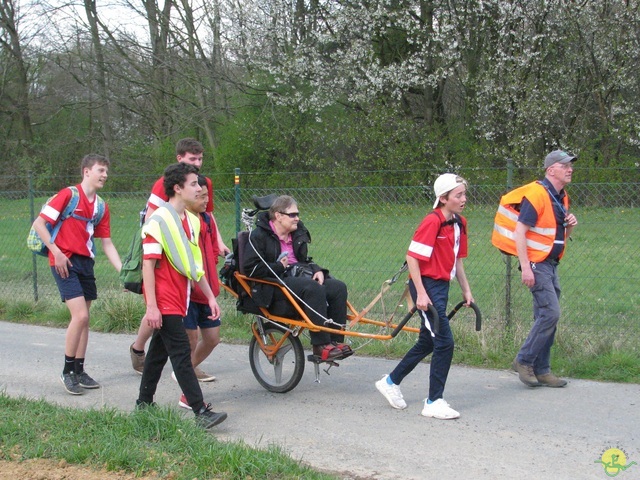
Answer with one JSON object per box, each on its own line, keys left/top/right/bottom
{"left": 1, "top": 166, "right": 638, "bottom": 350}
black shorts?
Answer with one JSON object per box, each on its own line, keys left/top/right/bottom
{"left": 51, "top": 254, "right": 97, "bottom": 302}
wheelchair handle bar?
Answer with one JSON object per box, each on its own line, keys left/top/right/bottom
{"left": 391, "top": 304, "right": 439, "bottom": 337}
{"left": 390, "top": 301, "right": 482, "bottom": 337}
{"left": 448, "top": 301, "right": 482, "bottom": 331}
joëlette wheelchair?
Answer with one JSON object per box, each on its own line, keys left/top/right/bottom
{"left": 219, "top": 194, "right": 481, "bottom": 393}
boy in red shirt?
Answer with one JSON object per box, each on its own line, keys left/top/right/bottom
{"left": 375, "top": 174, "right": 474, "bottom": 419}
{"left": 135, "top": 162, "right": 226, "bottom": 429}
{"left": 176, "top": 175, "right": 222, "bottom": 408}
{"left": 31, "top": 154, "right": 122, "bottom": 395}
{"left": 130, "top": 138, "right": 229, "bottom": 377}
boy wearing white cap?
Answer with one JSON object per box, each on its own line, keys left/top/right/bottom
{"left": 375, "top": 173, "right": 474, "bottom": 419}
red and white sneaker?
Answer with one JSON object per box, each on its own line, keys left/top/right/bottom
{"left": 178, "top": 394, "right": 191, "bottom": 410}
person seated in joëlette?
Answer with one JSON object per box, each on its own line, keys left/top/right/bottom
{"left": 242, "top": 195, "right": 352, "bottom": 361}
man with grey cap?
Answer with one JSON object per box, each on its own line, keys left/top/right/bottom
{"left": 493, "top": 150, "right": 578, "bottom": 388}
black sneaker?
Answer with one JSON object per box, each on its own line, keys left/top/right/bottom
{"left": 76, "top": 371, "right": 100, "bottom": 389}
{"left": 195, "top": 403, "right": 227, "bottom": 429}
{"left": 60, "top": 372, "right": 83, "bottom": 395}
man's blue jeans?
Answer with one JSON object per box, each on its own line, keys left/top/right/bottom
{"left": 389, "top": 277, "right": 454, "bottom": 402}
{"left": 517, "top": 260, "right": 561, "bottom": 375}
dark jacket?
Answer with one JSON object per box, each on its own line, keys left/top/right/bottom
{"left": 242, "top": 211, "right": 327, "bottom": 308}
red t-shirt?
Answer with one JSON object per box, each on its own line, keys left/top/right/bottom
{"left": 142, "top": 214, "right": 194, "bottom": 316}
{"left": 147, "top": 176, "right": 214, "bottom": 213}
{"left": 407, "top": 209, "right": 468, "bottom": 281}
{"left": 190, "top": 213, "right": 220, "bottom": 303}
{"left": 40, "top": 184, "right": 111, "bottom": 265}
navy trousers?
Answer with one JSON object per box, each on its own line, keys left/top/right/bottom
{"left": 389, "top": 277, "right": 454, "bottom": 402}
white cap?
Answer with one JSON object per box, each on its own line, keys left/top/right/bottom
{"left": 433, "top": 173, "right": 467, "bottom": 209}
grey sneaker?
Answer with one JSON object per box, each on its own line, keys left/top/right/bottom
{"left": 195, "top": 403, "right": 227, "bottom": 429}
{"left": 130, "top": 343, "right": 145, "bottom": 375}
{"left": 512, "top": 359, "right": 541, "bottom": 387}
{"left": 536, "top": 372, "right": 567, "bottom": 388}
{"left": 60, "top": 373, "right": 83, "bottom": 395}
{"left": 77, "top": 371, "right": 100, "bottom": 389}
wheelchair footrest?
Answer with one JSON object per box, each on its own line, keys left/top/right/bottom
{"left": 307, "top": 354, "right": 339, "bottom": 367}
{"left": 308, "top": 354, "right": 340, "bottom": 383}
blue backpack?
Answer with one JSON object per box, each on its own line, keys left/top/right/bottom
{"left": 27, "top": 186, "right": 106, "bottom": 257}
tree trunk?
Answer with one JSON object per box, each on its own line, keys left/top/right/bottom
{"left": 84, "top": 0, "right": 113, "bottom": 156}
{"left": 0, "top": 0, "right": 33, "bottom": 146}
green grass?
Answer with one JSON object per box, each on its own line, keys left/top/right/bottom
{"left": 1, "top": 193, "right": 639, "bottom": 475}
{"left": 0, "top": 394, "right": 337, "bottom": 479}
{"left": 1, "top": 195, "right": 639, "bottom": 382}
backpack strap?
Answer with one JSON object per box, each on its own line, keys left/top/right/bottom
{"left": 60, "top": 187, "right": 81, "bottom": 221}
{"left": 92, "top": 194, "right": 106, "bottom": 225}
{"left": 50, "top": 187, "right": 82, "bottom": 244}
{"left": 429, "top": 211, "right": 466, "bottom": 235}
{"left": 64, "top": 187, "right": 105, "bottom": 226}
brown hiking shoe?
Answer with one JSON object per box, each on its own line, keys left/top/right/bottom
{"left": 536, "top": 372, "right": 567, "bottom": 388}
{"left": 194, "top": 366, "right": 216, "bottom": 382}
{"left": 512, "top": 359, "right": 541, "bottom": 387}
{"left": 130, "top": 343, "right": 145, "bottom": 375}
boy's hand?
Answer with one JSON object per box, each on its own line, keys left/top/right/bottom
{"left": 144, "top": 305, "right": 162, "bottom": 329}
{"left": 415, "top": 291, "right": 432, "bottom": 311}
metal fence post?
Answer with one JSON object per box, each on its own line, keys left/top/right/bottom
{"left": 234, "top": 168, "right": 241, "bottom": 235}
{"left": 504, "top": 158, "right": 513, "bottom": 328}
{"left": 28, "top": 172, "right": 39, "bottom": 302}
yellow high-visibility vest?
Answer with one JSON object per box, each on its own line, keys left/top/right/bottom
{"left": 143, "top": 204, "right": 204, "bottom": 281}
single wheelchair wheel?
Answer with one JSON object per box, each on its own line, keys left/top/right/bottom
{"left": 249, "top": 319, "right": 305, "bottom": 393}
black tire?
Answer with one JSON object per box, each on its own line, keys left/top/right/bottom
{"left": 249, "top": 320, "right": 305, "bottom": 393}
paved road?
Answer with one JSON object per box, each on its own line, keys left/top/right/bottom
{"left": 0, "top": 321, "right": 638, "bottom": 480}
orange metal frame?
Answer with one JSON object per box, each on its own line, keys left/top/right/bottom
{"left": 222, "top": 272, "right": 420, "bottom": 341}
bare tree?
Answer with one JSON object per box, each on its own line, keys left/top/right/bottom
{"left": 0, "top": 0, "right": 33, "bottom": 147}
{"left": 83, "top": 0, "right": 112, "bottom": 155}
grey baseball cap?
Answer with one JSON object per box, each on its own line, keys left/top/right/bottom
{"left": 544, "top": 150, "right": 577, "bottom": 168}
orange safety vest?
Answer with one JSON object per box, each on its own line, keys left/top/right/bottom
{"left": 491, "top": 181, "right": 569, "bottom": 262}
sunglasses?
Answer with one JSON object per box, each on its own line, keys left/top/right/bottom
{"left": 279, "top": 211, "right": 300, "bottom": 218}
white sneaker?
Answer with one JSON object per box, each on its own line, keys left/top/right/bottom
{"left": 420, "top": 398, "right": 460, "bottom": 419}
{"left": 375, "top": 375, "right": 407, "bottom": 410}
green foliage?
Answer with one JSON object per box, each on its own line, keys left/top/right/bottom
{"left": 0, "top": 394, "right": 337, "bottom": 479}
{"left": 7, "top": 301, "right": 41, "bottom": 322}
{"left": 3, "top": 300, "right": 68, "bottom": 327}
{"left": 213, "top": 97, "right": 509, "bottom": 188}
{"left": 91, "top": 294, "right": 146, "bottom": 333}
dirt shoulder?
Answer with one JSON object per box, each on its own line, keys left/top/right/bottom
{"left": 0, "top": 458, "right": 161, "bottom": 480}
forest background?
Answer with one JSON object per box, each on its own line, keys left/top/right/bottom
{"left": 1, "top": 0, "right": 640, "bottom": 187}
{"left": 1, "top": 3, "right": 640, "bottom": 478}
